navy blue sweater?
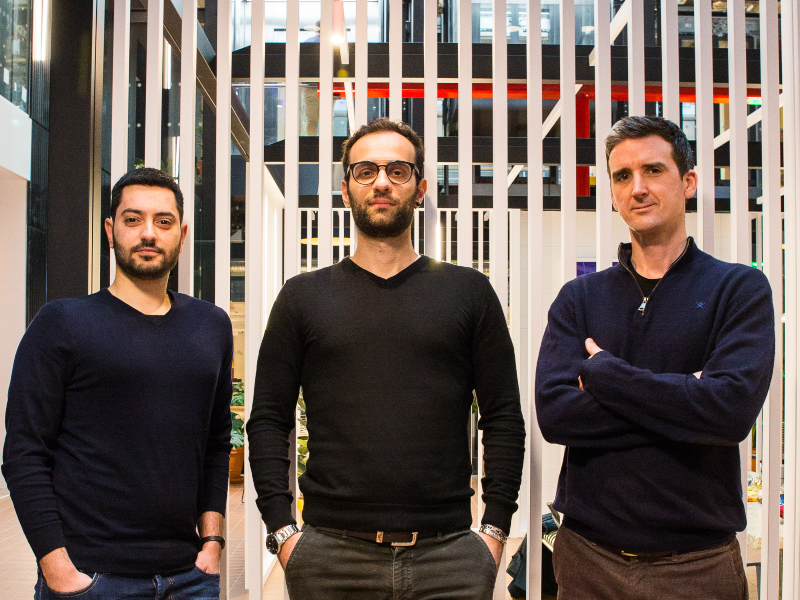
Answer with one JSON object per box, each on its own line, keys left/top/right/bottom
{"left": 536, "top": 239, "right": 774, "bottom": 552}
{"left": 2, "top": 290, "right": 233, "bottom": 573}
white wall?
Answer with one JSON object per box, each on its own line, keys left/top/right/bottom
{"left": 0, "top": 167, "right": 28, "bottom": 495}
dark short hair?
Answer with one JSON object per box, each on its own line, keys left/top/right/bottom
{"left": 341, "top": 118, "right": 425, "bottom": 181}
{"left": 110, "top": 168, "right": 184, "bottom": 222}
{"left": 605, "top": 116, "right": 695, "bottom": 177}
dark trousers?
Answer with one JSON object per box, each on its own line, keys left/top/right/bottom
{"left": 284, "top": 525, "right": 498, "bottom": 600}
{"left": 34, "top": 566, "right": 220, "bottom": 600}
{"left": 552, "top": 525, "right": 748, "bottom": 600}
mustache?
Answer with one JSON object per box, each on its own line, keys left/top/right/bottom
{"left": 131, "top": 243, "right": 164, "bottom": 254}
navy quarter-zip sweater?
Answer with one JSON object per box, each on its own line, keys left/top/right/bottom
{"left": 2, "top": 290, "right": 233, "bottom": 573}
{"left": 535, "top": 238, "right": 774, "bottom": 552}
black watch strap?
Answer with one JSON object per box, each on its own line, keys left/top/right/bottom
{"left": 200, "top": 535, "right": 226, "bottom": 550}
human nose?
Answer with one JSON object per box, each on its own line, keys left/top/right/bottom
{"left": 372, "top": 166, "right": 393, "bottom": 191}
{"left": 141, "top": 219, "right": 157, "bottom": 241}
{"left": 631, "top": 172, "right": 647, "bottom": 199}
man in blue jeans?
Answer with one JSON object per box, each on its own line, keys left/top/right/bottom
{"left": 3, "top": 168, "right": 233, "bottom": 599}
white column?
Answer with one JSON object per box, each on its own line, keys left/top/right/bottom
{"left": 693, "top": 0, "right": 714, "bottom": 254}
{"left": 389, "top": 0, "right": 402, "bottom": 121}
{"left": 626, "top": 0, "right": 644, "bottom": 116}
{"left": 491, "top": 0, "right": 508, "bottom": 312}
{"left": 781, "top": 0, "right": 800, "bottom": 596}
{"left": 144, "top": 0, "right": 164, "bottom": 168}
{"left": 758, "top": 2, "right": 783, "bottom": 599}
{"left": 318, "top": 0, "right": 334, "bottom": 268}
{"left": 245, "top": 0, "right": 267, "bottom": 595}
{"left": 457, "top": 0, "right": 473, "bottom": 269}
{"left": 726, "top": 0, "right": 750, "bottom": 565}
{"left": 178, "top": 0, "right": 198, "bottom": 296}
{"left": 594, "top": 0, "right": 612, "bottom": 270}
{"left": 285, "top": 0, "right": 300, "bottom": 280}
{"left": 355, "top": 0, "right": 368, "bottom": 128}
{"left": 660, "top": 0, "right": 679, "bottom": 123}
{"left": 526, "top": 0, "right": 544, "bottom": 596}
{"left": 423, "top": 0, "right": 439, "bottom": 259}
{"left": 560, "top": 1, "right": 576, "bottom": 285}
{"left": 109, "top": 0, "right": 131, "bottom": 285}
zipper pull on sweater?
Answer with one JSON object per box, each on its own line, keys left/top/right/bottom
{"left": 638, "top": 298, "right": 648, "bottom": 316}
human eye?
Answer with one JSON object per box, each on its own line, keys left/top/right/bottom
{"left": 354, "top": 163, "right": 377, "bottom": 179}
{"left": 124, "top": 216, "right": 140, "bottom": 225}
{"left": 388, "top": 163, "right": 409, "bottom": 179}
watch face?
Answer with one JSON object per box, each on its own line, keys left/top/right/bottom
{"left": 266, "top": 534, "right": 279, "bottom": 555}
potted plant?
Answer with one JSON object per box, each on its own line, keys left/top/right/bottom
{"left": 230, "top": 381, "right": 245, "bottom": 483}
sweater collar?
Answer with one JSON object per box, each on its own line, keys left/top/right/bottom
{"left": 617, "top": 237, "right": 696, "bottom": 274}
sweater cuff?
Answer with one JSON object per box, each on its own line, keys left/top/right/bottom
{"left": 28, "top": 522, "right": 69, "bottom": 562}
{"left": 578, "top": 350, "right": 615, "bottom": 386}
{"left": 481, "top": 500, "right": 516, "bottom": 536}
{"left": 260, "top": 497, "right": 297, "bottom": 534}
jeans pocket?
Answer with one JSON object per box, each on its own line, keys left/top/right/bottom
{"left": 43, "top": 574, "right": 101, "bottom": 598}
{"left": 470, "top": 531, "right": 500, "bottom": 572}
{"left": 193, "top": 566, "right": 221, "bottom": 579}
{"left": 284, "top": 529, "right": 311, "bottom": 575}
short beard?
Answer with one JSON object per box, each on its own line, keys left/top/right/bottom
{"left": 112, "top": 231, "right": 180, "bottom": 281}
{"left": 348, "top": 182, "right": 418, "bottom": 239}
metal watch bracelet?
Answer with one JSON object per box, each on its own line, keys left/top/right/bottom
{"left": 478, "top": 524, "right": 508, "bottom": 544}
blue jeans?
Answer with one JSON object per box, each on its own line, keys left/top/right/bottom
{"left": 283, "top": 525, "right": 499, "bottom": 599}
{"left": 34, "top": 566, "right": 220, "bottom": 600}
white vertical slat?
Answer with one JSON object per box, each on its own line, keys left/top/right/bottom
{"left": 781, "top": 0, "right": 800, "bottom": 595}
{"left": 355, "top": 0, "right": 368, "bottom": 127}
{"left": 423, "top": 0, "right": 439, "bottom": 259}
{"left": 626, "top": 0, "right": 644, "bottom": 116}
{"left": 110, "top": 0, "right": 131, "bottom": 285}
{"left": 446, "top": 210, "right": 453, "bottom": 263}
{"left": 177, "top": 0, "right": 197, "bottom": 296}
{"left": 389, "top": 0, "right": 402, "bottom": 121}
{"left": 215, "top": 0, "right": 231, "bottom": 313}
{"left": 725, "top": 0, "right": 749, "bottom": 565}
{"left": 318, "top": 0, "right": 334, "bottom": 268}
{"left": 458, "top": 0, "right": 473, "bottom": 269}
{"left": 758, "top": 2, "right": 782, "bottom": 598}
{"left": 594, "top": 0, "right": 612, "bottom": 270}
{"left": 491, "top": 0, "right": 508, "bottom": 313}
{"left": 560, "top": 1, "right": 576, "bottom": 285}
{"left": 245, "top": 0, "right": 267, "bottom": 594}
{"left": 285, "top": 0, "right": 300, "bottom": 280}
{"left": 477, "top": 211, "right": 484, "bottom": 270}
{"left": 526, "top": 0, "right": 544, "bottom": 597}
{"left": 693, "top": 0, "right": 714, "bottom": 254}
{"left": 144, "top": 0, "right": 164, "bottom": 168}
{"left": 660, "top": 0, "right": 679, "bottom": 123}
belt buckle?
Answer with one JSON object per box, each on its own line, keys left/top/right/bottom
{"left": 375, "top": 532, "right": 418, "bottom": 546}
{"left": 391, "top": 532, "right": 418, "bottom": 547}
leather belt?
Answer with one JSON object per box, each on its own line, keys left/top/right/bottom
{"left": 315, "top": 527, "right": 427, "bottom": 547}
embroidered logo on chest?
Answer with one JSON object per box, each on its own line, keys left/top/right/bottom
{"left": 696, "top": 301, "right": 706, "bottom": 308}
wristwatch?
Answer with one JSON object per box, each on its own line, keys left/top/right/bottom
{"left": 266, "top": 524, "right": 300, "bottom": 555}
{"left": 478, "top": 524, "right": 508, "bottom": 544}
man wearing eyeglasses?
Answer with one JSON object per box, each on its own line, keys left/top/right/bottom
{"left": 248, "top": 118, "right": 525, "bottom": 599}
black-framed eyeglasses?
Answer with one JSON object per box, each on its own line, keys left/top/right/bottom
{"left": 347, "top": 161, "right": 419, "bottom": 186}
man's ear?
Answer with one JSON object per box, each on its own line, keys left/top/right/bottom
{"left": 341, "top": 178, "right": 351, "bottom": 208}
{"left": 179, "top": 223, "right": 189, "bottom": 253}
{"left": 104, "top": 217, "right": 114, "bottom": 248}
{"left": 683, "top": 169, "right": 698, "bottom": 199}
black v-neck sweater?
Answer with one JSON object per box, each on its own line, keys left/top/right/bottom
{"left": 248, "top": 257, "right": 526, "bottom": 535}
{"left": 2, "top": 290, "right": 233, "bottom": 573}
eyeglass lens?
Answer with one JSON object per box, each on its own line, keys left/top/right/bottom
{"left": 351, "top": 161, "right": 413, "bottom": 185}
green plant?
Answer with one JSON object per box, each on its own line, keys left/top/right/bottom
{"left": 231, "top": 381, "right": 244, "bottom": 406}
{"left": 231, "top": 412, "right": 244, "bottom": 448}
{"left": 297, "top": 390, "right": 308, "bottom": 476}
